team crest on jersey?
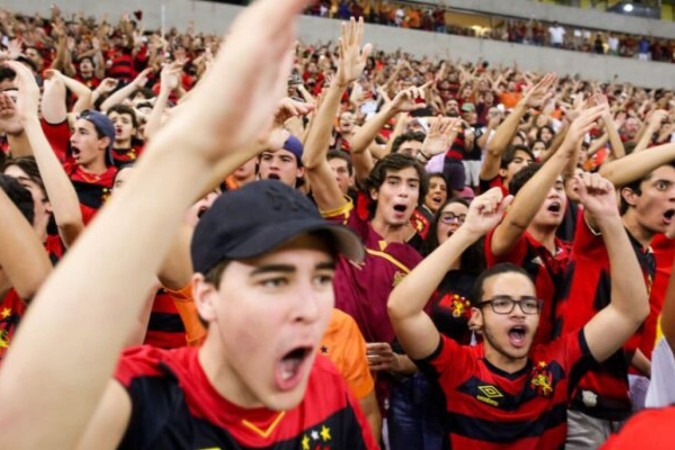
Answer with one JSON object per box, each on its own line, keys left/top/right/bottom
{"left": 530, "top": 361, "right": 554, "bottom": 397}
{"left": 476, "top": 384, "right": 504, "bottom": 407}
{"left": 392, "top": 271, "right": 407, "bottom": 288}
{"left": 301, "top": 424, "right": 333, "bottom": 449}
{"left": 438, "top": 293, "right": 471, "bottom": 319}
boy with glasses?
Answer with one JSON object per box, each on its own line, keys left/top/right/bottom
{"left": 388, "top": 172, "right": 649, "bottom": 448}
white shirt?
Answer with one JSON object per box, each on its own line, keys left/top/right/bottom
{"left": 549, "top": 26, "right": 566, "bottom": 44}
{"left": 645, "top": 338, "right": 675, "bottom": 407}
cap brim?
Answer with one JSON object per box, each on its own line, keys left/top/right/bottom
{"left": 223, "top": 218, "right": 365, "bottom": 263}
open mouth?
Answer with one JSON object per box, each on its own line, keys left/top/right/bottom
{"left": 276, "top": 346, "right": 312, "bottom": 391}
{"left": 267, "top": 174, "right": 281, "bottom": 180}
{"left": 71, "top": 146, "right": 81, "bottom": 159}
{"left": 663, "top": 209, "right": 675, "bottom": 224}
{"left": 547, "top": 202, "right": 562, "bottom": 213}
{"left": 393, "top": 204, "right": 407, "bottom": 213}
{"left": 507, "top": 325, "right": 527, "bottom": 348}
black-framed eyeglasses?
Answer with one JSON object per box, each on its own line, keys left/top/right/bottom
{"left": 478, "top": 296, "right": 542, "bottom": 315}
{"left": 440, "top": 212, "right": 466, "bottom": 225}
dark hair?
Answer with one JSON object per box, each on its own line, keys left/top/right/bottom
{"left": 500, "top": 145, "right": 535, "bottom": 170}
{"left": 471, "top": 263, "right": 531, "bottom": 306}
{"left": 391, "top": 131, "right": 426, "bottom": 154}
{"left": 2, "top": 156, "right": 46, "bottom": 200}
{"left": 619, "top": 163, "right": 675, "bottom": 215}
{"left": 130, "top": 87, "right": 155, "bottom": 100}
{"left": 106, "top": 104, "right": 139, "bottom": 130}
{"left": 363, "top": 153, "right": 428, "bottom": 218}
{"left": 0, "top": 67, "right": 16, "bottom": 84}
{"left": 421, "top": 197, "right": 486, "bottom": 276}
{"left": 508, "top": 162, "right": 542, "bottom": 196}
{"left": 327, "top": 149, "right": 353, "bottom": 176}
{"left": 0, "top": 174, "right": 35, "bottom": 225}
{"left": 536, "top": 125, "right": 555, "bottom": 143}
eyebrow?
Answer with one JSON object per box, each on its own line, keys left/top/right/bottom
{"left": 249, "top": 260, "right": 336, "bottom": 276}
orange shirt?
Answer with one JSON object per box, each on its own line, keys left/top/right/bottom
{"left": 320, "top": 309, "right": 375, "bottom": 400}
{"left": 500, "top": 92, "right": 523, "bottom": 109}
{"left": 166, "top": 284, "right": 206, "bottom": 347}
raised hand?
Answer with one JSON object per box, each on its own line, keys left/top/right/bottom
{"left": 335, "top": 17, "right": 372, "bottom": 86}
{"left": 420, "top": 116, "right": 461, "bottom": 157}
{"left": 462, "top": 187, "right": 513, "bottom": 237}
{"left": 165, "top": 0, "right": 312, "bottom": 161}
{"left": 273, "top": 97, "right": 315, "bottom": 126}
{"left": 390, "top": 82, "right": 429, "bottom": 114}
{"left": 132, "top": 67, "right": 153, "bottom": 88}
{"left": 561, "top": 104, "right": 608, "bottom": 152}
{"left": 523, "top": 72, "right": 557, "bottom": 109}
{"left": 160, "top": 61, "right": 183, "bottom": 92}
{"left": 97, "top": 77, "right": 119, "bottom": 94}
{"left": 0, "top": 92, "right": 22, "bottom": 136}
{"left": 4, "top": 61, "right": 41, "bottom": 120}
{"left": 573, "top": 172, "right": 619, "bottom": 220}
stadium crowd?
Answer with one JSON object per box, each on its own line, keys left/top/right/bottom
{"left": 304, "top": 0, "right": 675, "bottom": 62}
{"left": 0, "top": 1, "right": 674, "bottom": 449}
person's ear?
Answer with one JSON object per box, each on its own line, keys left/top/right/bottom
{"left": 193, "top": 273, "right": 219, "bottom": 324}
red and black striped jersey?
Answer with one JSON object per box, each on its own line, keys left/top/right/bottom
{"left": 143, "top": 288, "right": 187, "bottom": 349}
{"left": 114, "top": 346, "right": 377, "bottom": 449}
{"left": 415, "top": 330, "right": 593, "bottom": 449}
{"left": 485, "top": 229, "right": 571, "bottom": 345}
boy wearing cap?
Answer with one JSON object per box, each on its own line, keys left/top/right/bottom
{"left": 65, "top": 110, "right": 118, "bottom": 223}
{"left": 258, "top": 134, "right": 305, "bottom": 188}
{"left": 0, "top": 1, "right": 376, "bottom": 448}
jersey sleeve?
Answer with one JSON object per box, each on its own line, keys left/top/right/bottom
{"left": 164, "top": 284, "right": 206, "bottom": 347}
{"left": 645, "top": 338, "right": 675, "bottom": 407}
{"left": 320, "top": 196, "right": 354, "bottom": 225}
{"left": 413, "top": 334, "right": 474, "bottom": 386}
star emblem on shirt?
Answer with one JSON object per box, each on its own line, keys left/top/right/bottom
{"left": 311, "top": 430, "right": 320, "bottom": 440}
{"left": 1, "top": 308, "right": 10, "bottom": 318}
{"left": 320, "top": 345, "right": 328, "bottom": 354}
{"left": 320, "top": 425, "right": 332, "bottom": 441}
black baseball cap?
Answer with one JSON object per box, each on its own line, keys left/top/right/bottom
{"left": 191, "top": 180, "right": 364, "bottom": 274}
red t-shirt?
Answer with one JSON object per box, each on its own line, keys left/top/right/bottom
{"left": 415, "top": 330, "right": 592, "bottom": 449}
{"left": 63, "top": 162, "right": 117, "bottom": 225}
{"left": 558, "top": 215, "right": 655, "bottom": 421}
{"left": 602, "top": 406, "right": 675, "bottom": 449}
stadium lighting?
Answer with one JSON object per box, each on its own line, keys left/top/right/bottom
{"left": 623, "top": 3, "right": 634, "bottom": 12}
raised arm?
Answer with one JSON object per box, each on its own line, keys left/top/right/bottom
{"left": 303, "top": 17, "right": 371, "bottom": 213}
{"left": 9, "top": 62, "right": 85, "bottom": 247}
{"left": 99, "top": 68, "right": 152, "bottom": 112}
{"left": 0, "top": 0, "right": 307, "bottom": 447}
{"left": 40, "top": 76, "right": 67, "bottom": 125}
{"left": 491, "top": 105, "right": 606, "bottom": 257}
{"left": 579, "top": 172, "right": 649, "bottom": 362}
{"left": 480, "top": 73, "right": 557, "bottom": 182}
{"left": 144, "top": 61, "right": 182, "bottom": 141}
{"left": 388, "top": 188, "right": 512, "bottom": 359}
{"left": 599, "top": 141, "right": 675, "bottom": 188}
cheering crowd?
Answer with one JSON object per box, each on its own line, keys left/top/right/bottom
{"left": 0, "top": 1, "right": 674, "bottom": 449}
{"left": 304, "top": 0, "right": 675, "bottom": 63}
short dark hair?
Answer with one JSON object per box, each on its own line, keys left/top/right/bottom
{"left": 0, "top": 174, "right": 35, "bottom": 225}
{"left": 619, "top": 163, "right": 675, "bottom": 215}
{"left": 500, "top": 145, "right": 535, "bottom": 169}
{"left": 3, "top": 156, "right": 46, "bottom": 201}
{"left": 106, "top": 104, "right": 139, "bottom": 129}
{"left": 391, "top": 131, "right": 426, "bottom": 154}
{"left": 327, "top": 149, "right": 353, "bottom": 176}
{"left": 471, "top": 263, "right": 531, "bottom": 307}
{"left": 508, "top": 162, "right": 542, "bottom": 196}
{"left": 363, "top": 153, "right": 428, "bottom": 218}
